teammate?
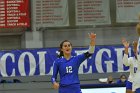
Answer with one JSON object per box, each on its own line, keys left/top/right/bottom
{"left": 51, "top": 32, "right": 96, "bottom": 93}
{"left": 133, "top": 23, "right": 140, "bottom": 93}
{"left": 122, "top": 38, "right": 138, "bottom": 93}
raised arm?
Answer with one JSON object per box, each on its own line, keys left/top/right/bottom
{"left": 121, "top": 38, "right": 131, "bottom": 66}
{"left": 122, "top": 38, "right": 129, "bottom": 55}
{"left": 76, "top": 32, "right": 96, "bottom": 65}
{"left": 88, "top": 32, "right": 96, "bottom": 53}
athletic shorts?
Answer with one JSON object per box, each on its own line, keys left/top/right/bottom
{"left": 59, "top": 84, "right": 82, "bottom": 93}
{"left": 126, "top": 81, "right": 132, "bottom": 90}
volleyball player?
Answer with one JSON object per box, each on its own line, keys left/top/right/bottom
{"left": 51, "top": 32, "right": 96, "bottom": 93}
{"left": 133, "top": 23, "right": 140, "bottom": 93}
{"left": 122, "top": 38, "right": 138, "bottom": 93}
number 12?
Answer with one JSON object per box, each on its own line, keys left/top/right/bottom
{"left": 66, "top": 66, "right": 72, "bottom": 73}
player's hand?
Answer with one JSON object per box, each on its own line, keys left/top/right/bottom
{"left": 53, "top": 82, "right": 59, "bottom": 89}
{"left": 89, "top": 32, "right": 96, "bottom": 46}
{"left": 89, "top": 32, "right": 96, "bottom": 40}
{"left": 122, "top": 38, "right": 129, "bottom": 48}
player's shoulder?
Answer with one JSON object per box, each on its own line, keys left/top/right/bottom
{"left": 55, "top": 57, "right": 61, "bottom": 61}
{"left": 75, "top": 53, "right": 85, "bottom": 57}
{"left": 128, "top": 56, "right": 136, "bottom": 61}
{"left": 129, "top": 56, "right": 134, "bottom": 59}
{"left": 54, "top": 57, "right": 64, "bottom": 63}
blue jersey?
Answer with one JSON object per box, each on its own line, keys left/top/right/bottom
{"left": 116, "top": 79, "right": 127, "bottom": 84}
{"left": 51, "top": 53, "right": 87, "bottom": 86}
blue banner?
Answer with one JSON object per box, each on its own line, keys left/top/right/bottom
{"left": 0, "top": 45, "right": 133, "bottom": 77}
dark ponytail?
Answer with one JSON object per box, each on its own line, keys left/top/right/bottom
{"left": 57, "top": 50, "right": 64, "bottom": 58}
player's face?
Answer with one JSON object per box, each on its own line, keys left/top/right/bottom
{"left": 120, "top": 76, "right": 126, "bottom": 82}
{"left": 61, "top": 42, "right": 72, "bottom": 55}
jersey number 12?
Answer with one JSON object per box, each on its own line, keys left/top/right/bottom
{"left": 66, "top": 66, "right": 72, "bottom": 73}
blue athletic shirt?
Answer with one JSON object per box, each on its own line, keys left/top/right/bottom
{"left": 51, "top": 53, "right": 89, "bottom": 86}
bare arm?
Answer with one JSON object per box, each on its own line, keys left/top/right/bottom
{"left": 88, "top": 32, "right": 96, "bottom": 53}
{"left": 122, "top": 38, "right": 129, "bottom": 54}
{"left": 121, "top": 38, "right": 131, "bottom": 66}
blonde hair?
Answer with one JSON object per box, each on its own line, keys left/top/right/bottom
{"left": 136, "top": 23, "right": 140, "bottom": 36}
{"left": 136, "top": 23, "right": 140, "bottom": 32}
